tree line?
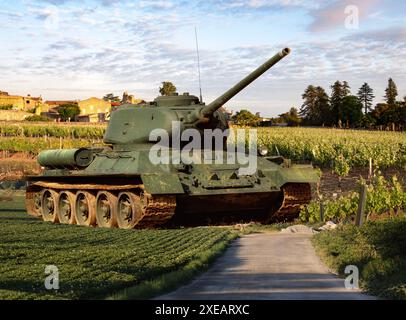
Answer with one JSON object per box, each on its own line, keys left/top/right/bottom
{"left": 233, "top": 78, "right": 405, "bottom": 129}
{"left": 299, "top": 78, "right": 405, "bottom": 130}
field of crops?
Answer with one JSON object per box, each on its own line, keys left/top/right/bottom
{"left": 1, "top": 123, "right": 406, "bottom": 170}
{"left": 0, "top": 122, "right": 105, "bottom": 139}
{"left": 0, "top": 194, "right": 237, "bottom": 299}
{"left": 0, "top": 137, "right": 101, "bottom": 154}
{"left": 256, "top": 127, "right": 406, "bottom": 169}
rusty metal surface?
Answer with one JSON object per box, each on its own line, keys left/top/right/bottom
{"left": 25, "top": 184, "right": 42, "bottom": 217}
{"left": 272, "top": 183, "right": 312, "bottom": 220}
{"left": 136, "top": 193, "right": 176, "bottom": 228}
{"left": 25, "top": 183, "right": 176, "bottom": 228}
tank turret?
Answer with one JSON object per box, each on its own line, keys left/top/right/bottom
{"left": 104, "top": 47, "right": 291, "bottom": 145}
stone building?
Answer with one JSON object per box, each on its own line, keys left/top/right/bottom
{"left": 0, "top": 91, "right": 45, "bottom": 111}
{"left": 77, "top": 97, "right": 111, "bottom": 122}
{"left": 121, "top": 91, "right": 144, "bottom": 104}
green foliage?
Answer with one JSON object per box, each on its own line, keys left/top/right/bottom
{"left": 300, "top": 175, "right": 406, "bottom": 223}
{"left": 385, "top": 78, "right": 398, "bottom": 106}
{"left": 340, "top": 95, "right": 363, "bottom": 127}
{"left": 298, "top": 79, "right": 405, "bottom": 129}
{"left": 278, "top": 107, "right": 301, "bottom": 126}
{"left": 332, "top": 154, "right": 350, "bottom": 177}
{"left": 313, "top": 216, "right": 406, "bottom": 299}
{"left": 254, "top": 127, "right": 406, "bottom": 169}
{"left": 357, "top": 82, "right": 375, "bottom": 114}
{"left": 57, "top": 103, "right": 80, "bottom": 121}
{"left": 159, "top": 81, "right": 177, "bottom": 96}
{"left": 0, "top": 104, "right": 13, "bottom": 110}
{"left": 300, "top": 85, "right": 331, "bottom": 126}
{"left": 24, "top": 115, "right": 51, "bottom": 122}
{"left": 0, "top": 200, "right": 236, "bottom": 299}
{"left": 108, "top": 232, "right": 238, "bottom": 299}
{"left": 330, "top": 80, "right": 350, "bottom": 126}
{"left": 232, "top": 109, "right": 260, "bottom": 126}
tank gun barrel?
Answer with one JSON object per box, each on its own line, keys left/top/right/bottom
{"left": 201, "top": 47, "right": 291, "bottom": 118}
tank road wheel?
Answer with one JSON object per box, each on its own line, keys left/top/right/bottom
{"left": 57, "top": 191, "right": 76, "bottom": 225}
{"left": 41, "top": 189, "right": 59, "bottom": 223}
{"left": 75, "top": 191, "right": 97, "bottom": 227}
{"left": 116, "top": 192, "right": 144, "bottom": 229}
{"left": 96, "top": 191, "right": 118, "bottom": 228}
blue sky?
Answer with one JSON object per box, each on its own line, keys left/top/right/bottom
{"left": 0, "top": 0, "right": 405, "bottom": 116}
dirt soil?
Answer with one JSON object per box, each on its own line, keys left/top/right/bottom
{"left": 319, "top": 168, "right": 406, "bottom": 199}
{"left": 0, "top": 154, "right": 40, "bottom": 181}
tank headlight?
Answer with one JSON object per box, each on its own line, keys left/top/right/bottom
{"left": 258, "top": 147, "right": 269, "bottom": 156}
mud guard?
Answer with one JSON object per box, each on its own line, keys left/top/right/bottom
{"left": 141, "top": 173, "right": 185, "bottom": 195}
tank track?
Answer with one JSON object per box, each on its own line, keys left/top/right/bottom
{"left": 137, "top": 194, "right": 176, "bottom": 228}
{"left": 26, "top": 182, "right": 176, "bottom": 228}
{"left": 272, "top": 183, "right": 312, "bottom": 220}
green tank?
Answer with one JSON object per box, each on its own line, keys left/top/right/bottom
{"left": 26, "top": 47, "right": 319, "bottom": 228}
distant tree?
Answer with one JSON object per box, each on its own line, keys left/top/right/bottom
{"left": 341, "top": 95, "right": 363, "bottom": 127}
{"left": 159, "top": 81, "right": 177, "bottom": 96}
{"left": 330, "top": 80, "right": 350, "bottom": 127}
{"left": 372, "top": 103, "right": 390, "bottom": 126}
{"left": 299, "top": 85, "right": 317, "bottom": 120}
{"left": 231, "top": 109, "right": 260, "bottom": 126}
{"left": 397, "top": 103, "right": 406, "bottom": 129}
{"left": 103, "top": 93, "right": 120, "bottom": 102}
{"left": 315, "top": 87, "right": 331, "bottom": 125}
{"left": 342, "top": 81, "right": 351, "bottom": 95}
{"left": 359, "top": 113, "right": 376, "bottom": 129}
{"left": 58, "top": 103, "right": 80, "bottom": 122}
{"left": 279, "top": 107, "right": 301, "bottom": 126}
{"left": 385, "top": 78, "right": 398, "bottom": 106}
{"left": 357, "top": 82, "right": 375, "bottom": 114}
{"left": 300, "top": 85, "right": 331, "bottom": 126}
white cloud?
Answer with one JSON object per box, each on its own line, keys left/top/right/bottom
{"left": 138, "top": 0, "right": 175, "bottom": 10}
{"left": 0, "top": 0, "right": 405, "bottom": 116}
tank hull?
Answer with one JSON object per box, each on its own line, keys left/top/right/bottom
{"left": 26, "top": 148, "right": 319, "bottom": 228}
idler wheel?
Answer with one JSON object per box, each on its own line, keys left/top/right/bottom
{"left": 26, "top": 185, "right": 43, "bottom": 217}
{"left": 75, "top": 191, "right": 97, "bottom": 227}
{"left": 57, "top": 191, "right": 76, "bottom": 225}
{"left": 41, "top": 189, "right": 59, "bottom": 223}
{"left": 95, "top": 191, "right": 118, "bottom": 228}
{"left": 116, "top": 192, "right": 143, "bottom": 229}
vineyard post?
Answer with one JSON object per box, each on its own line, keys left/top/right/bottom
{"left": 319, "top": 202, "right": 324, "bottom": 222}
{"left": 368, "top": 158, "right": 372, "bottom": 181}
{"left": 356, "top": 184, "right": 367, "bottom": 227}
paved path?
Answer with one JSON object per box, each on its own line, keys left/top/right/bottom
{"left": 157, "top": 233, "right": 375, "bottom": 300}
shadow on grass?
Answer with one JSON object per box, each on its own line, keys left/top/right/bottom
{"left": 106, "top": 233, "right": 239, "bottom": 300}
